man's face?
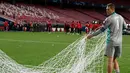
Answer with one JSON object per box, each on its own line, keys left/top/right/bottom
{"left": 106, "top": 6, "right": 112, "bottom": 16}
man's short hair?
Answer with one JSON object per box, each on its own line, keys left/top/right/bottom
{"left": 107, "top": 3, "right": 115, "bottom": 10}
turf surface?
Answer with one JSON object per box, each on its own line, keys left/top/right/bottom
{"left": 0, "top": 32, "right": 130, "bottom": 72}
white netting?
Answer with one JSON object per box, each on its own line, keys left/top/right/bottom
{"left": 0, "top": 32, "right": 106, "bottom": 73}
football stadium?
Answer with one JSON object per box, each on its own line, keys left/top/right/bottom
{"left": 0, "top": 0, "right": 130, "bottom": 73}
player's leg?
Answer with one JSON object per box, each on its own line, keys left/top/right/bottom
{"left": 113, "top": 58, "right": 120, "bottom": 73}
{"left": 72, "top": 28, "right": 74, "bottom": 33}
{"left": 107, "top": 57, "right": 114, "bottom": 73}
{"left": 105, "top": 44, "right": 115, "bottom": 73}
{"left": 113, "top": 46, "right": 121, "bottom": 73}
{"left": 79, "top": 28, "right": 81, "bottom": 34}
{"left": 71, "top": 28, "right": 72, "bottom": 33}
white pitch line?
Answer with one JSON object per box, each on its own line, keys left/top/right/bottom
{"left": 0, "top": 39, "right": 70, "bottom": 45}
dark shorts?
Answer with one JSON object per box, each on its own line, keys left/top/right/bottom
{"left": 105, "top": 43, "right": 122, "bottom": 58}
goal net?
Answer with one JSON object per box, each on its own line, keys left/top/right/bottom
{"left": 0, "top": 32, "right": 106, "bottom": 73}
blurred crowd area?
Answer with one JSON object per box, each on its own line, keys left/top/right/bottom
{"left": 0, "top": 19, "right": 104, "bottom": 34}
{"left": 0, "top": 2, "right": 130, "bottom": 35}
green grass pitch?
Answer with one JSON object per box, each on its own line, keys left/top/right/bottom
{"left": 0, "top": 32, "right": 130, "bottom": 73}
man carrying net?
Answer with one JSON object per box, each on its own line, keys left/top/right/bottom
{"left": 86, "top": 3, "right": 127, "bottom": 73}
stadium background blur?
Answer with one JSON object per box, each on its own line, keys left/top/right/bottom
{"left": 0, "top": 0, "right": 130, "bottom": 34}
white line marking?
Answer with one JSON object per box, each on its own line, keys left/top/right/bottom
{"left": 0, "top": 39, "right": 70, "bottom": 45}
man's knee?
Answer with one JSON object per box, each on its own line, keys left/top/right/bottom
{"left": 113, "top": 59, "right": 119, "bottom": 65}
{"left": 108, "top": 57, "right": 113, "bottom": 64}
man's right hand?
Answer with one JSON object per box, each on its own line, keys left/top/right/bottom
{"left": 87, "top": 34, "right": 93, "bottom": 39}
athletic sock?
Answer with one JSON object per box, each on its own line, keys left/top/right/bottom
{"left": 115, "top": 69, "right": 120, "bottom": 73}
